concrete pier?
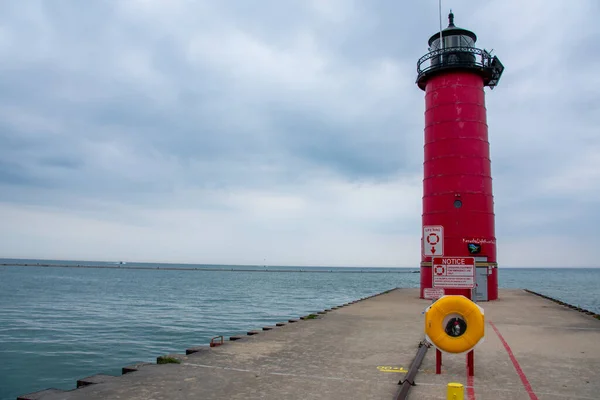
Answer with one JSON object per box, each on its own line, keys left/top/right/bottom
{"left": 18, "top": 289, "right": 600, "bottom": 400}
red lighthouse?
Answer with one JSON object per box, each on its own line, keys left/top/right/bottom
{"left": 417, "top": 12, "right": 504, "bottom": 301}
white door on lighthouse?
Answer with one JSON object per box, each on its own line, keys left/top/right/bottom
{"left": 475, "top": 268, "right": 488, "bottom": 301}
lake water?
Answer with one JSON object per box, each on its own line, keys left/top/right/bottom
{"left": 1, "top": 260, "right": 598, "bottom": 400}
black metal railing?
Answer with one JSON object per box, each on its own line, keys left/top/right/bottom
{"left": 416, "top": 46, "right": 504, "bottom": 89}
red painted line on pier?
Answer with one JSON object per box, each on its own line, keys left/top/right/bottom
{"left": 466, "top": 367, "right": 475, "bottom": 400}
{"left": 489, "top": 321, "right": 538, "bottom": 400}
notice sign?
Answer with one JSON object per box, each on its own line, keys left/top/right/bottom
{"left": 424, "top": 288, "right": 445, "bottom": 300}
{"left": 432, "top": 257, "right": 475, "bottom": 289}
{"left": 423, "top": 225, "right": 443, "bottom": 256}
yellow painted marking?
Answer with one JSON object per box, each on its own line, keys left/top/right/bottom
{"left": 377, "top": 366, "right": 437, "bottom": 374}
{"left": 377, "top": 366, "right": 408, "bottom": 373}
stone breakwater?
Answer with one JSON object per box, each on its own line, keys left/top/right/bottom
{"left": 17, "top": 289, "right": 600, "bottom": 400}
{"left": 18, "top": 289, "right": 397, "bottom": 400}
{"left": 524, "top": 289, "right": 600, "bottom": 320}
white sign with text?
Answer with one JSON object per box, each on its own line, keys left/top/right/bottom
{"left": 432, "top": 257, "right": 475, "bottom": 289}
{"left": 423, "top": 225, "right": 443, "bottom": 256}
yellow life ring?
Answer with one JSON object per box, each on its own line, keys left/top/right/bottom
{"left": 424, "top": 295, "right": 484, "bottom": 354}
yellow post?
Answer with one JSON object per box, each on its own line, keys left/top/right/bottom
{"left": 447, "top": 382, "right": 464, "bottom": 400}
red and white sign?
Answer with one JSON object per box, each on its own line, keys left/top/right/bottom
{"left": 424, "top": 288, "right": 445, "bottom": 300}
{"left": 423, "top": 225, "right": 443, "bottom": 256}
{"left": 432, "top": 257, "right": 475, "bottom": 288}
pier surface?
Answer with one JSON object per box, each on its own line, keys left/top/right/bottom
{"left": 19, "top": 289, "right": 600, "bottom": 400}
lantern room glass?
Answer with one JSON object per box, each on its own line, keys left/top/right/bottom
{"left": 429, "top": 35, "right": 475, "bottom": 51}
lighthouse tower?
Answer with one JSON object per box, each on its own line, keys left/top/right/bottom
{"left": 417, "top": 12, "right": 504, "bottom": 301}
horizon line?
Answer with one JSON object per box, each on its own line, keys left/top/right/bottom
{"left": 0, "top": 257, "right": 597, "bottom": 269}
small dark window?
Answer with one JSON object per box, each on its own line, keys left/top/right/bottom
{"left": 454, "top": 199, "right": 463, "bottom": 208}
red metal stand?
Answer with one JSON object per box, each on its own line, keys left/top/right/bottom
{"left": 466, "top": 289, "right": 475, "bottom": 376}
{"left": 435, "top": 349, "right": 474, "bottom": 376}
{"left": 467, "top": 350, "right": 474, "bottom": 376}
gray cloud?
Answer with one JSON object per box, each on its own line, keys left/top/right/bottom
{"left": 0, "top": 0, "right": 598, "bottom": 266}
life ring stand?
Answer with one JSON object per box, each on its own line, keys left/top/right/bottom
{"left": 424, "top": 295, "right": 484, "bottom": 354}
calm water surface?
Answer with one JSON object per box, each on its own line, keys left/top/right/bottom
{"left": 0, "top": 261, "right": 598, "bottom": 400}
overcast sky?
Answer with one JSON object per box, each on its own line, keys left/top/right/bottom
{"left": 0, "top": 0, "right": 598, "bottom": 267}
